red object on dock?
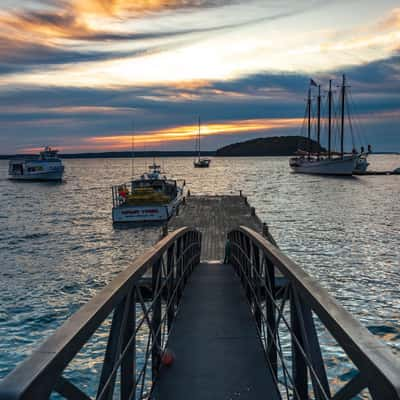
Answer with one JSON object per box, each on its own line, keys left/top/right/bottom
{"left": 161, "top": 349, "right": 175, "bottom": 366}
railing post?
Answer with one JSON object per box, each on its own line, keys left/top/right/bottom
{"left": 290, "top": 287, "right": 308, "bottom": 400}
{"left": 167, "top": 243, "right": 175, "bottom": 332}
{"left": 185, "top": 233, "right": 191, "bottom": 281}
{"left": 265, "top": 257, "right": 277, "bottom": 379}
{"left": 121, "top": 290, "right": 136, "bottom": 400}
{"left": 197, "top": 232, "right": 202, "bottom": 266}
{"left": 245, "top": 236, "right": 252, "bottom": 303}
{"left": 152, "top": 258, "right": 162, "bottom": 380}
{"left": 97, "top": 291, "right": 132, "bottom": 400}
{"left": 189, "top": 232, "right": 195, "bottom": 272}
{"left": 176, "top": 237, "right": 183, "bottom": 304}
{"left": 292, "top": 290, "right": 331, "bottom": 400}
{"left": 252, "top": 244, "right": 262, "bottom": 332}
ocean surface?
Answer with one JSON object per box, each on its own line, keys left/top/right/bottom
{"left": 0, "top": 155, "right": 399, "bottom": 395}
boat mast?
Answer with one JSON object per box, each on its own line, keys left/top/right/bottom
{"left": 198, "top": 116, "right": 201, "bottom": 162}
{"left": 307, "top": 88, "right": 311, "bottom": 159}
{"left": 328, "top": 80, "right": 332, "bottom": 159}
{"left": 340, "top": 74, "right": 346, "bottom": 159}
{"left": 317, "top": 85, "right": 321, "bottom": 159}
{"left": 131, "top": 121, "right": 135, "bottom": 179}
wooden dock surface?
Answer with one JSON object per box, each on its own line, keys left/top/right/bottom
{"left": 169, "top": 195, "right": 269, "bottom": 261}
{"left": 153, "top": 262, "right": 280, "bottom": 400}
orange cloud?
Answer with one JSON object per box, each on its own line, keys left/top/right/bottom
{"left": 378, "top": 8, "right": 400, "bottom": 31}
{"left": 86, "top": 118, "right": 302, "bottom": 150}
{"left": 0, "top": 0, "right": 230, "bottom": 44}
{"left": 73, "top": 0, "right": 233, "bottom": 18}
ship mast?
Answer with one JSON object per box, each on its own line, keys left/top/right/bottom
{"left": 340, "top": 74, "right": 346, "bottom": 159}
{"left": 198, "top": 116, "right": 201, "bottom": 162}
{"left": 328, "top": 80, "right": 332, "bottom": 159}
{"left": 317, "top": 85, "right": 321, "bottom": 159}
{"left": 131, "top": 120, "right": 135, "bottom": 179}
{"left": 307, "top": 88, "right": 311, "bottom": 159}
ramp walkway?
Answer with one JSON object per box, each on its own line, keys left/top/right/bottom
{"left": 153, "top": 262, "right": 280, "bottom": 400}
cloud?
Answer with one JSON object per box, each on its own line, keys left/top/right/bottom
{"left": 1, "top": 53, "right": 399, "bottom": 153}
{"left": 0, "top": 2, "right": 399, "bottom": 153}
{"left": 73, "top": 0, "right": 242, "bottom": 17}
{"left": 0, "top": 0, "right": 332, "bottom": 78}
{"left": 18, "top": 116, "right": 302, "bottom": 153}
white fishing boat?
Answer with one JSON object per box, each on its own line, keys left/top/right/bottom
{"left": 112, "top": 163, "right": 184, "bottom": 223}
{"left": 8, "top": 146, "right": 64, "bottom": 181}
{"left": 290, "top": 76, "right": 367, "bottom": 176}
{"left": 194, "top": 117, "right": 211, "bottom": 168}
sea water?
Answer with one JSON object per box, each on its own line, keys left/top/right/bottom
{"left": 0, "top": 155, "right": 399, "bottom": 395}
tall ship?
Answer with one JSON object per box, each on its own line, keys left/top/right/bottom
{"left": 112, "top": 162, "right": 184, "bottom": 223}
{"left": 289, "top": 75, "right": 370, "bottom": 176}
{"left": 194, "top": 117, "right": 211, "bottom": 168}
{"left": 8, "top": 146, "right": 64, "bottom": 181}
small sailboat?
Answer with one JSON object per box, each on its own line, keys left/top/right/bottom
{"left": 194, "top": 117, "right": 211, "bottom": 168}
{"left": 290, "top": 75, "right": 367, "bottom": 176}
{"left": 8, "top": 146, "right": 64, "bottom": 181}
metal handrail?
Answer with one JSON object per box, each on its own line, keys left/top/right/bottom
{"left": 0, "top": 227, "right": 202, "bottom": 400}
{"left": 228, "top": 226, "right": 400, "bottom": 400}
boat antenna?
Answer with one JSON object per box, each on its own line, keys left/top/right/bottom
{"left": 340, "top": 74, "right": 346, "bottom": 159}
{"left": 131, "top": 120, "right": 135, "bottom": 179}
{"left": 161, "top": 133, "right": 166, "bottom": 173}
{"left": 328, "top": 79, "right": 332, "bottom": 159}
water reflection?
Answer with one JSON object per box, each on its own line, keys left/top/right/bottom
{"left": 0, "top": 155, "right": 399, "bottom": 390}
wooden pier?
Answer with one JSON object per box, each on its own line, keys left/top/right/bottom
{"left": 169, "top": 194, "right": 275, "bottom": 260}
{"left": 1, "top": 195, "right": 399, "bottom": 400}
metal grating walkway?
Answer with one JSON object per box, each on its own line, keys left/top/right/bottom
{"left": 152, "top": 262, "right": 280, "bottom": 400}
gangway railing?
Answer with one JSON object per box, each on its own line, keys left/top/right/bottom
{"left": 0, "top": 227, "right": 201, "bottom": 400}
{"left": 228, "top": 226, "right": 400, "bottom": 400}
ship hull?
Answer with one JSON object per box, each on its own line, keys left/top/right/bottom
{"left": 290, "top": 156, "right": 356, "bottom": 176}
{"left": 8, "top": 159, "right": 64, "bottom": 181}
{"left": 353, "top": 156, "right": 369, "bottom": 173}
{"left": 194, "top": 159, "right": 211, "bottom": 168}
{"left": 8, "top": 169, "right": 64, "bottom": 181}
{"left": 112, "top": 197, "right": 182, "bottom": 223}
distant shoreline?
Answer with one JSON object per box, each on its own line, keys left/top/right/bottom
{"left": 0, "top": 151, "right": 216, "bottom": 160}
{"left": 0, "top": 151, "right": 398, "bottom": 160}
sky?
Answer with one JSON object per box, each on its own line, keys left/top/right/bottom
{"left": 0, "top": 0, "right": 399, "bottom": 153}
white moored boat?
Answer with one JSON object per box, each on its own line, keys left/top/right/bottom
{"left": 8, "top": 146, "right": 64, "bottom": 181}
{"left": 289, "top": 155, "right": 356, "bottom": 175}
{"left": 112, "top": 163, "right": 184, "bottom": 223}
{"left": 290, "top": 76, "right": 369, "bottom": 176}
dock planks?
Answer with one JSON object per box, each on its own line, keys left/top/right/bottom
{"left": 169, "top": 195, "right": 267, "bottom": 261}
{"left": 152, "top": 262, "right": 280, "bottom": 400}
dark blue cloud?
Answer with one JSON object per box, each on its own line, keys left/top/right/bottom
{"left": 0, "top": 52, "right": 399, "bottom": 153}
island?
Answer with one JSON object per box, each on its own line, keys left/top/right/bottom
{"left": 216, "top": 136, "right": 326, "bottom": 157}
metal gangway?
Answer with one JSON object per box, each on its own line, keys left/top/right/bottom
{"left": 1, "top": 198, "right": 399, "bottom": 399}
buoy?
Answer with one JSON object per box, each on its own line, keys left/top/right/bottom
{"left": 161, "top": 349, "right": 175, "bottom": 366}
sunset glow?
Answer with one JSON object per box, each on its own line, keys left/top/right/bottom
{"left": 0, "top": 1, "right": 399, "bottom": 153}
{"left": 21, "top": 118, "right": 303, "bottom": 153}
{"left": 87, "top": 118, "right": 303, "bottom": 148}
